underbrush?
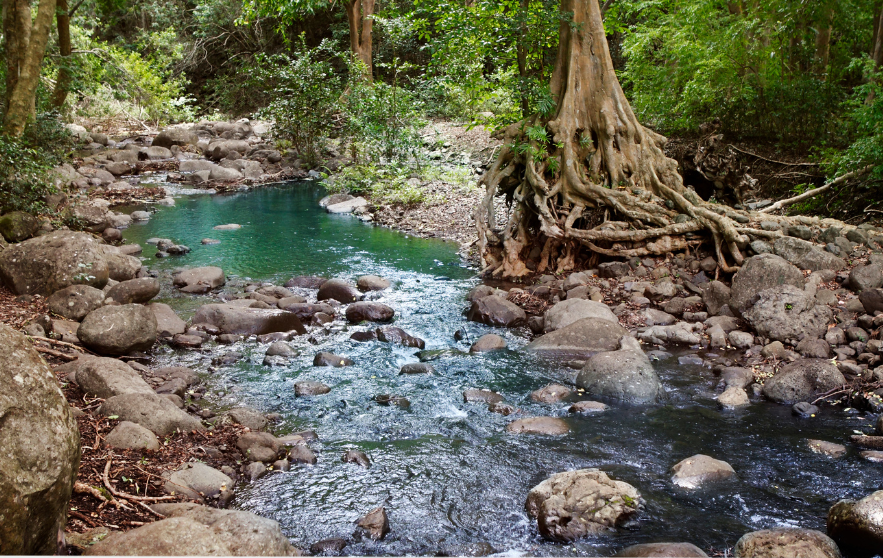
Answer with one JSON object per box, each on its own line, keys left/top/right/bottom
{"left": 323, "top": 160, "right": 478, "bottom": 206}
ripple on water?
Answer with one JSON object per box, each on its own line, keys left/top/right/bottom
{"left": 125, "top": 182, "right": 883, "bottom": 557}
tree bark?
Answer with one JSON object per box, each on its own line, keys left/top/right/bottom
{"left": 3, "top": 0, "right": 57, "bottom": 137}
{"left": 814, "top": 4, "right": 834, "bottom": 77}
{"left": 50, "top": 0, "right": 72, "bottom": 109}
{"left": 344, "top": 0, "right": 374, "bottom": 82}
{"left": 868, "top": 3, "right": 883, "bottom": 104}
{"left": 2, "top": 0, "right": 32, "bottom": 114}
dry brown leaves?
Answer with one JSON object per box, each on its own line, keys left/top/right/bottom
{"left": 0, "top": 285, "right": 47, "bottom": 329}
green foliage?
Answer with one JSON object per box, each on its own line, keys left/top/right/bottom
{"left": 831, "top": 60, "right": 883, "bottom": 180}
{"left": 258, "top": 37, "right": 344, "bottom": 168}
{"left": 325, "top": 163, "right": 427, "bottom": 205}
{"left": 0, "top": 114, "right": 72, "bottom": 214}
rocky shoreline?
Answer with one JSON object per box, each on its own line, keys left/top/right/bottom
{"left": 0, "top": 121, "right": 882, "bottom": 556}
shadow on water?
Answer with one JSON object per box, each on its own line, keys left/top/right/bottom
{"left": 122, "top": 181, "right": 883, "bottom": 556}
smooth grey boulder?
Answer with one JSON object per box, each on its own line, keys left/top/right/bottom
{"left": 162, "top": 462, "right": 233, "bottom": 502}
{"left": 827, "top": 490, "right": 883, "bottom": 554}
{"left": 100, "top": 393, "right": 204, "bottom": 436}
{"left": 525, "top": 469, "right": 642, "bottom": 542}
{"left": 150, "top": 303, "right": 187, "bottom": 336}
{"left": 671, "top": 454, "right": 735, "bottom": 488}
{"left": 237, "top": 432, "right": 281, "bottom": 463}
{"left": 773, "top": 237, "right": 846, "bottom": 272}
{"left": 152, "top": 127, "right": 198, "bottom": 149}
{"left": 526, "top": 317, "right": 628, "bottom": 358}
{"left": 848, "top": 263, "right": 883, "bottom": 292}
{"left": 295, "top": 381, "right": 331, "bottom": 396}
{"left": 762, "top": 359, "right": 846, "bottom": 404}
{"left": 357, "top": 275, "right": 391, "bottom": 291}
{"left": 226, "top": 407, "right": 268, "bottom": 431}
{"left": 735, "top": 528, "right": 841, "bottom": 558}
{"left": 467, "top": 295, "right": 526, "bottom": 327}
{"left": 74, "top": 355, "right": 154, "bottom": 398}
{"left": 173, "top": 266, "right": 226, "bottom": 293}
{"left": 470, "top": 333, "right": 507, "bottom": 352}
{"left": 99, "top": 248, "right": 142, "bottom": 282}
{"left": 317, "top": 278, "right": 361, "bottom": 303}
{"left": 0, "top": 324, "right": 80, "bottom": 555}
{"left": 543, "top": 299, "right": 618, "bottom": 332}
{"left": 576, "top": 336, "right": 661, "bottom": 403}
{"left": 106, "top": 277, "right": 161, "bottom": 304}
{"left": 744, "top": 285, "right": 832, "bottom": 343}
{"left": 859, "top": 288, "right": 883, "bottom": 313}
{"left": 106, "top": 421, "right": 160, "bottom": 451}
{"left": 46, "top": 284, "right": 105, "bottom": 321}
{"left": 0, "top": 231, "right": 110, "bottom": 295}
{"left": 729, "top": 254, "right": 804, "bottom": 315}
{"left": 78, "top": 304, "right": 158, "bottom": 355}
{"left": 192, "top": 304, "right": 305, "bottom": 335}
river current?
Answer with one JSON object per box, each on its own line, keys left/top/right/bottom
{"left": 121, "top": 181, "right": 883, "bottom": 556}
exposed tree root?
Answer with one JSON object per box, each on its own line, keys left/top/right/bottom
{"left": 474, "top": 0, "right": 869, "bottom": 278}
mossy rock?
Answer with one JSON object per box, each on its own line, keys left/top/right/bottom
{"left": 0, "top": 211, "right": 38, "bottom": 242}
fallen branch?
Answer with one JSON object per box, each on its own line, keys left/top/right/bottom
{"left": 30, "top": 335, "right": 86, "bottom": 351}
{"left": 69, "top": 509, "right": 99, "bottom": 527}
{"left": 760, "top": 166, "right": 875, "bottom": 214}
{"left": 35, "top": 346, "right": 77, "bottom": 361}
{"left": 729, "top": 145, "right": 820, "bottom": 167}
{"left": 103, "top": 460, "right": 169, "bottom": 519}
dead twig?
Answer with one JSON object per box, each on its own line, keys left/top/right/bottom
{"left": 760, "top": 166, "right": 875, "bottom": 214}
{"left": 35, "top": 346, "right": 77, "bottom": 361}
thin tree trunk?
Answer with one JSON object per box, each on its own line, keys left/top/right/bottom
{"left": 516, "top": 0, "right": 529, "bottom": 116}
{"left": 814, "top": 5, "right": 834, "bottom": 77}
{"left": 2, "top": 0, "right": 32, "bottom": 114}
{"left": 344, "top": 0, "right": 374, "bottom": 82}
{"left": 869, "top": 3, "right": 883, "bottom": 103}
{"left": 50, "top": 0, "right": 72, "bottom": 109}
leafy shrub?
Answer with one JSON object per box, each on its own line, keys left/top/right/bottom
{"left": 325, "top": 162, "right": 427, "bottom": 205}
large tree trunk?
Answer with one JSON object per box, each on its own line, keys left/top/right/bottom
{"left": 344, "top": 0, "right": 374, "bottom": 82}
{"left": 476, "top": 0, "right": 753, "bottom": 277}
{"left": 2, "top": 0, "right": 32, "bottom": 114}
{"left": 814, "top": 5, "right": 834, "bottom": 77}
{"left": 50, "top": 0, "right": 72, "bottom": 109}
{"left": 868, "top": 3, "right": 883, "bottom": 104}
{"left": 2, "top": 0, "right": 57, "bottom": 137}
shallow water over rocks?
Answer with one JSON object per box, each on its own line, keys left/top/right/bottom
{"left": 122, "top": 182, "right": 883, "bottom": 556}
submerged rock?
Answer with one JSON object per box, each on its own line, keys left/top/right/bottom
{"left": 506, "top": 417, "right": 569, "bottom": 435}
{"left": 762, "top": 359, "right": 845, "bottom": 404}
{"left": 671, "top": 454, "right": 735, "bottom": 489}
{"left": 467, "top": 295, "right": 526, "bottom": 327}
{"left": 356, "top": 506, "right": 389, "bottom": 540}
{"left": 343, "top": 450, "right": 371, "bottom": 468}
{"left": 470, "top": 333, "right": 507, "bottom": 352}
{"left": 531, "top": 383, "right": 572, "bottom": 403}
{"left": 313, "top": 352, "right": 353, "bottom": 367}
{"left": 576, "top": 336, "right": 661, "bottom": 403}
{"left": 525, "top": 469, "right": 642, "bottom": 542}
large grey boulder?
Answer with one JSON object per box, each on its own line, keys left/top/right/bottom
{"left": 670, "top": 454, "right": 735, "bottom": 489}
{"left": 106, "top": 278, "right": 161, "bottom": 304}
{"left": 73, "top": 355, "right": 154, "bottom": 398}
{"left": 46, "top": 284, "right": 105, "bottom": 321}
{"left": 152, "top": 127, "right": 198, "bottom": 149}
{"left": 84, "top": 517, "right": 231, "bottom": 555}
{"left": 150, "top": 303, "right": 187, "bottom": 336}
{"left": 162, "top": 463, "right": 233, "bottom": 502}
{"left": 96, "top": 245, "right": 142, "bottom": 282}
{"left": 576, "top": 336, "right": 661, "bottom": 403}
{"left": 848, "top": 263, "right": 883, "bottom": 292}
{"left": 78, "top": 304, "right": 158, "bottom": 355}
{"left": 0, "top": 231, "right": 110, "bottom": 295}
{"left": 827, "top": 490, "right": 883, "bottom": 554}
{"left": 543, "top": 299, "right": 617, "bottom": 332}
{"left": 525, "top": 469, "right": 642, "bottom": 542}
{"left": 744, "top": 285, "right": 832, "bottom": 343}
{"left": 192, "top": 304, "right": 305, "bottom": 335}
{"left": 527, "top": 318, "right": 628, "bottom": 358}
{"left": 0, "top": 324, "right": 80, "bottom": 554}
{"left": 773, "top": 237, "right": 846, "bottom": 272}
{"left": 735, "top": 529, "right": 840, "bottom": 558}
{"left": 729, "top": 254, "right": 804, "bottom": 315}
{"left": 467, "top": 295, "right": 526, "bottom": 327}
{"left": 762, "top": 359, "right": 845, "bottom": 404}
{"left": 100, "top": 393, "right": 203, "bottom": 436}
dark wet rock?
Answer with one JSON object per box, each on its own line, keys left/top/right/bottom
{"left": 285, "top": 275, "right": 327, "bottom": 289}
{"left": 729, "top": 254, "right": 805, "bottom": 315}
{"left": 467, "top": 295, "right": 526, "bottom": 327}
{"left": 576, "top": 336, "right": 661, "bottom": 403}
{"left": 598, "top": 261, "right": 631, "bottom": 278}
{"left": 100, "top": 393, "right": 203, "bottom": 436}
{"left": 744, "top": 285, "right": 832, "bottom": 343}
{"left": 213, "top": 351, "right": 243, "bottom": 366}
{"left": 489, "top": 402, "right": 517, "bottom": 415}
{"left": 74, "top": 355, "right": 154, "bottom": 398}
{"left": 671, "top": 454, "right": 735, "bottom": 488}
{"left": 374, "top": 394, "right": 410, "bottom": 408}
{"left": 87, "top": 502, "right": 302, "bottom": 556}
{"left": 317, "top": 278, "right": 362, "bottom": 303}
{"left": 718, "top": 386, "right": 750, "bottom": 408}
{"left": 463, "top": 389, "right": 504, "bottom": 404}
{"left": 343, "top": 450, "right": 371, "bottom": 467}
{"left": 288, "top": 445, "right": 318, "bottom": 465}
{"left": 544, "top": 299, "right": 617, "bottom": 332}
{"left": 827, "top": 490, "right": 883, "bottom": 553}
{"left": 531, "top": 383, "right": 572, "bottom": 403}
{"left": 506, "top": 416, "right": 569, "bottom": 435}
{"left": 47, "top": 284, "right": 106, "bottom": 321}
{"left": 245, "top": 461, "right": 268, "bottom": 482}
{"left": 377, "top": 326, "right": 425, "bottom": 348}
{"left": 859, "top": 288, "right": 883, "bottom": 314}
{"left": 295, "top": 381, "right": 331, "bottom": 396}
{"left": 345, "top": 301, "right": 394, "bottom": 322}
{"left": 615, "top": 542, "right": 708, "bottom": 557}
{"left": 735, "top": 528, "right": 841, "bottom": 558}
{"left": 470, "top": 333, "right": 507, "bottom": 352}
{"left": 400, "top": 362, "right": 435, "bottom": 375}
{"left": 351, "top": 330, "right": 378, "bottom": 342}
{"left": 278, "top": 302, "right": 334, "bottom": 320}
{"left": 106, "top": 278, "right": 160, "bottom": 304}
{"left": 527, "top": 318, "right": 629, "bottom": 358}
{"left": 793, "top": 401, "right": 820, "bottom": 417}
{"left": 569, "top": 401, "right": 608, "bottom": 414}
{"left": 356, "top": 275, "right": 390, "bottom": 291}
{"left": 78, "top": 304, "right": 157, "bottom": 355}
{"left": 266, "top": 341, "right": 297, "bottom": 358}
{"left": 0, "top": 324, "right": 80, "bottom": 554}
{"left": 171, "top": 333, "right": 203, "bottom": 348}
{"left": 356, "top": 506, "right": 388, "bottom": 540}
{"left": 0, "top": 231, "right": 111, "bottom": 295}
{"left": 313, "top": 352, "right": 353, "bottom": 367}
{"left": 192, "top": 304, "right": 305, "bottom": 335}
{"left": 773, "top": 237, "right": 847, "bottom": 272}
{"left": 237, "top": 432, "right": 281, "bottom": 462}
{"left": 311, "top": 538, "right": 347, "bottom": 555}
{"left": 173, "top": 266, "right": 225, "bottom": 292}
{"left": 807, "top": 439, "right": 846, "bottom": 458}
{"left": 763, "top": 359, "right": 845, "bottom": 404}
{"left": 162, "top": 462, "right": 233, "bottom": 502}
{"left": 466, "top": 285, "right": 500, "bottom": 302}
{"left": 526, "top": 469, "right": 642, "bottom": 542}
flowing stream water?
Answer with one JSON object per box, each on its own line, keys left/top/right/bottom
{"left": 121, "top": 181, "right": 882, "bottom": 556}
